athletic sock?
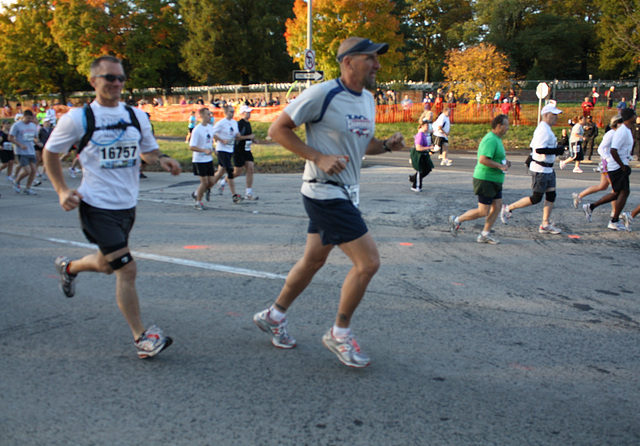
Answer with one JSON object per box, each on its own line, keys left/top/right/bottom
{"left": 268, "top": 305, "right": 285, "bottom": 323}
{"left": 481, "top": 230, "right": 490, "bottom": 237}
{"left": 332, "top": 325, "right": 351, "bottom": 340}
{"left": 246, "top": 188, "right": 252, "bottom": 195}
{"left": 454, "top": 216, "right": 460, "bottom": 225}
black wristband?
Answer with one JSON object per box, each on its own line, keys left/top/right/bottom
{"left": 383, "top": 139, "right": 392, "bottom": 152}
{"left": 158, "top": 154, "right": 170, "bottom": 159}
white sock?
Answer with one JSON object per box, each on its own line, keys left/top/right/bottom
{"left": 268, "top": 305, "right": 285, "bottom": 323}
{"left": 454, "top": 217, "right": 460, "bottom": 225}
{"left": 481, "top": 230, "right": 490, "bottom": 237}
{"left": 332, "top": 325, "right": 351, "bottom": 340}
{"left": 220, "top": 179, "right": 227, "bottom": 187}
{"left": 246, "top": 188, "right": 252, "bottom": 195}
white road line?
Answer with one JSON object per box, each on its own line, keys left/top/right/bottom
{"left": 3, "top": 232, "right": 287, "bottom": 280}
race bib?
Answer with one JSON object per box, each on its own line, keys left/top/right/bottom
{"left": 99, "top": 140, "right": 138, "bottom": 169}
{"left": 3, "top": 142, "right": 12, "bottom": 151}
{"left": 344, "top": 184, "right": 360, "bottom": 208}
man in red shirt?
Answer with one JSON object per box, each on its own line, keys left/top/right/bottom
{"left": 581, "top": 97, "right": 594, "bottom": 117}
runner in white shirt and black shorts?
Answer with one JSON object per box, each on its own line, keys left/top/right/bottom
{"left": 582, "top": 107, "right": 636, "bottom": 231}
{"left": 189, "top": 108, "right": 215, "bottom": 210}
{"left": 44, "top": 55, "right": 181, "bottom": 359}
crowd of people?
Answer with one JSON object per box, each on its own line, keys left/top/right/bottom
{"left": 444, "top": 100, "right": 639, "bottom": 244}
{"left": 2, "top": 41, "right": 639, "bottom": 369}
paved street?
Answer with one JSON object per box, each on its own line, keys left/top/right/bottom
{"left": 1, "top": 156, "right": 639, "bottom": 445}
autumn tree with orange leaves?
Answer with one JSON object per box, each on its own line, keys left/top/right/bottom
{"left": 443, "top": 43, "right": 513, "bottom": 104}
{"left": 285, "top": 0, "right": 404, "bottom": 81}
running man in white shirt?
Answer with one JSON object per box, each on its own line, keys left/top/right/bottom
{"left": 432, "top": 108, "right": 452, "bottom": 166}
{"left": 582, "top": 107, "right": 636, "bottom": 231}
{"left": 211, "top": 105, "right": 243, "bottom": 203}
{"left": 43, "top": 55, "right": 181, "bottom": 359}
{"left": 189, "top": 108, "right": 215, "bottom": 210}
{"left": 500, "top": 101, "right": 565, "bottom": 234}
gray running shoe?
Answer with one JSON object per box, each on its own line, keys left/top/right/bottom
{"left": 134, "top": 325, "right": 172, "bottom": 359}
{"left": 539, "top": 222, "right": 562, "bottom": 234}
{"left": 477, "top": 234, "right": 500, "bottom": 244}
{"left": 620, "top": 212, "right": 632, "bottom": 231}
{"left": 54, "top": 256, "right": 76, "bottom": 298}
{"left": 572, "top": 192, "right": 581, "bottom": 209}
{"left": 205, "top": 188, "right": 211, "bottom": 201}
{"left": 232, "top": 194, "right": 244, "bottom": 203}
{"left": 582, "top": 203, "right": 592, "bottom": 223}
{"left": 607, "top": 220, "right": 627, "bottom": 231}
{"left": 322, "top": 328, "right": 371, "bottom": 368}
{"left": 448, "top": 215, "right": 459, "bottom": 237}
{"left": 32, "top": 179, "right": 42, "bottom": 187}
{"left": 243, "top": 193, "right": 259, "bottom": 200}
{"left": 500, "top": 204, "right": 512, "bottom": 224}
{"left": 13, "top": 181, "right": 20, "bottom": 193}
{"left": 253, "top": 309, "right": 296, "bottom": 349}
{"left": 23, "top": 188, "right": 37, "bottom": 195}
{"left": 195, "top": 201, "right": 205, "bottom": 211}
{"left": 217, "top": 184, "right": 225, "bottom": 195}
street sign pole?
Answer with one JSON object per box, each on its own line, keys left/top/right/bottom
{"left": 307, "top": 0, "right": 312, "bottom": 88}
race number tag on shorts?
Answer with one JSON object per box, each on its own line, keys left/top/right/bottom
{"left": 99, "top": 140, "right": 138, "bottom": 169}
{"left": 344, "top": 184, "right": 360, "bottom": 208}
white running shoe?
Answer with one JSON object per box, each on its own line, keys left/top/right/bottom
{"left": 572, "top": 192, "right": 581, "bottom": 209}
{"left": 607, "top": 220, "right": 627, "bottom": 231}
{"left": 500, "top": 204, "right": 512, "bottom": 224}
{"left": 582, "top": 203, "right": 592, "bottom": 223}
{"left": 539, "top": 222, "right": 562, "bottom": 234}
{"left": 620, "top": 212, "right": 633, "bottom": 231}
{"left": 253, "top": 309, "right": 297, "bottom": 349}
{"left": 477, "top": 234, "right": 500, "bottom": 244}
{"left": 134, "top": 325, "right": 172, "bottom": 359}
{"left": 322, "top": 328, "right": 371, "bottom": 368}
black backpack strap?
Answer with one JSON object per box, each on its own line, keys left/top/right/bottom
{"left": 77, "top": 104, "right": 95, "bottom": 153}
{"left": 124, "top": 105, "right": 141, "bottom": 133}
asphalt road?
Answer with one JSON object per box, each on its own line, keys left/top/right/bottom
{"left": 1, "top": 154, "right": 639, "bottom": 445}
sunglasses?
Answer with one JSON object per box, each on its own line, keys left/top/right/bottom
{"left": 96, "top": 74, "right": 126, "bottom": 83}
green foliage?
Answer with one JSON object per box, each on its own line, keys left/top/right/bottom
{"left": 0, "top": 0, "right": 89, "bottom": 100}
{"left": 401, "top": 0, "right": 475, "bottom": 82}
{"left": 179, "top": 0, "right": 296, "bottom": 85}
{"left": 596, "top": 0, "right": 640, "bottom": 78}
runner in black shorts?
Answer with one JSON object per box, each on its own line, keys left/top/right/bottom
{"left": 233, "top": 105, "right": 259, "bottom": 200}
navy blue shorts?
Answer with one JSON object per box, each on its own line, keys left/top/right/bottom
{"left": 303, "top": 195, "right": 368, "bottom": 246}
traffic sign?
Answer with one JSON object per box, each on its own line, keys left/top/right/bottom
{"left": 304, "top": 49, "right": 316, "bottom": 71}
{"left": 293, "top": 70, "right": 324, "bottom": 82}
{"left": 536, "top": 82, "right": 549, "bottom": 99}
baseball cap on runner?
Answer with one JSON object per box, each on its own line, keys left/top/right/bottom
{"left": 238, "top": 105, "right": 253, "bottom": 114}
{"left": 336, "top": 37, "right": 389, "bottom": 63}
{"left": 541, "top": 100, "right": 562, "bottom": 115}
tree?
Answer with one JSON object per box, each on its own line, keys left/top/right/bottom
{"left": 474, "top": 0, "right": 601, "bottom": 79}
{"left": 596, "top": 0, "right": 640, "bottom": 78}
{"left": 179, "top": 0, "right": 296, "bottom": 85}
{"left": 284, "top": 0, "right": 404, "bottom": 81}
{"left": 0, "top": 0, "right": 88, "bottom": 102}
{"left": 51, "top": 0, "right": 189, "bottom": 92}
{"left": 401, "top": 0, "right": 475, "bottom": 82}
{"left": 443, "top": 43, "right": 513, "bottom": 103}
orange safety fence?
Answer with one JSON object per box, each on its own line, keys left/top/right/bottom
{"left": 2, "top": 103, "right": 619, "bottom": 128}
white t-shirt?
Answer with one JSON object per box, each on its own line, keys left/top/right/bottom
{"left": 529, "top": 121, "right": 558, "bottom": 174}
{"left": 284, "top": 78, "right": 375, "bottom": 201}
{"left": 607, "top": 124, "right": 633, "bottom": 171}
{"left": 570, "top": 123, "right": 583, "bottom": 144}
{"left": 432, "top": 113, "right": 450, "bottom": 138}
{"left": 213, "top": 118, "right": 238, "bottom": 153}
{"left": 9, "top": 120, "right": 37, "bottom": 156}
{"left": 190, "top": 123, "right": 214, "bottom": 163}
{"left": 597, "top": 129, "right": 616, "bottom": 170}
{"left": 45, "top": 101, "right": 158, "bottom": 210}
